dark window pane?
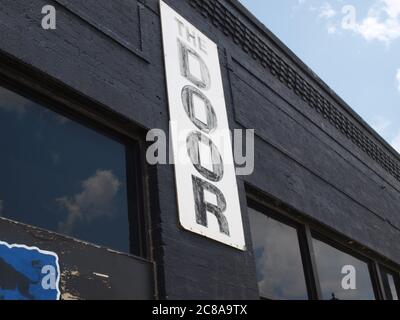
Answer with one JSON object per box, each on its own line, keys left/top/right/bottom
{"left": 312, "top": 238, "right": 375, "bottom": 300}
{"left": 0, "top": 86, "right": 133, "bottom": 253}
{"left": 249, "top": 208, "right": 309, "bottom": 300}
{"left": 381, "top": 268, "right": 399, "bottom": 300}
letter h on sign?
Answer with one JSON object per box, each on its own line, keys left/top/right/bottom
{"left": 160, "top": 1, "right": 245, "bottom": 250}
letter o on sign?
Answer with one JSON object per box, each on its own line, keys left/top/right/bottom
{"left": 181, "top": 85, "right": 218, "bottom": 134}
{"left": 186, "top": 131, "right": 224, "bottom": 182}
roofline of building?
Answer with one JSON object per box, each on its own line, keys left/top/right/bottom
{"left": 229, "top": 0, "right": 400, "bottom": 165}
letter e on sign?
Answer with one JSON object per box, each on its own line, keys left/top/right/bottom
{"left": 160, "top": 1, "right": 246, "bottom": 250}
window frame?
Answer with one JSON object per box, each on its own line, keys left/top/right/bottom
{"left": 379, "top": 265, "right": 400, "bottom": 300}
{"left": 246, "top": 187, "right": 400, "bottom": 300}
{"left": 248, "top": 199, "right": 319, "bottom": 300}
{"left": 311, "top": 231, "right": 380, "bottom": 300}
{"left": 0, "top": 66, "right": 149, "bottom": 259}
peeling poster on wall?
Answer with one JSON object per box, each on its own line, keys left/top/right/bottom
{"left": 0, "top": 241, "right": 60, "bottom": 300}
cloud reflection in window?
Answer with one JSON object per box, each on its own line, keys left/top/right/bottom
{"left": 56, "top": 170, "right": 121, "bottom": 234}
{"left": 249, "top": 208, "right": 309, "bottom": 300}
{"left": 0, "top": 85, "right": 131, "bottom": 253}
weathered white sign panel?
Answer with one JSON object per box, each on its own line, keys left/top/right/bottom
{"left": 160, "top": 1, "right": 245, "bottom": 250}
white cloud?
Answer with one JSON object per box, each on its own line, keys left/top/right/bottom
{"left": 309, "top": 3, "right": 338, "bottom": 34}
{"left": 56, "top": 170, "right": 121, "bottom": 234}
{"left": 355, "top": 17, "right": 400, "bottom": 43}
{"left": 396, "top": 68, "right": 400, "bottom": 92}
{"left": 392, "top": 131, "right": 400, "bottom": 153}
{"left": 345, "top": 0, "right": 400, "bottom": 44}
{"left": 384, "top": 0, "right": 400, "bottom": 18}
{"left": 319, "top": 3, "right": 337, "bottom": 19}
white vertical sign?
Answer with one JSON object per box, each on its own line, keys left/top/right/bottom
{"left": 160, "top": 1, "right": 246, "bottom": 250}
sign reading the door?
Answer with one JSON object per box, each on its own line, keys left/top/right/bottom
{"left": 160, "top": 1, "right": 245, "bottom": 250}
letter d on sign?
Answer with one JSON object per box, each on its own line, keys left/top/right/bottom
{"left": 160, "top": 1, "right": 246, "bottom": 250}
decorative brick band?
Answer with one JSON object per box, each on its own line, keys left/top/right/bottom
{"left": 189, "top": 0, "right": 400, "bottom": 183}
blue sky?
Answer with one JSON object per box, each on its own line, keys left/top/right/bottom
{"left": 239, "top": 0, "right": 400, "bottom": 153}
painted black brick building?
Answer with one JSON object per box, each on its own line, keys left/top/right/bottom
{"left": 0, "top": 0, "right": 399, "bottom": 300}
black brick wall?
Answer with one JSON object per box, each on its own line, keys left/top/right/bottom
{"left": 0, "top": 0, "right": 399, "bottom": 299}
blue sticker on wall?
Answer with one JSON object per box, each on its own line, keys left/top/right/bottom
{"left": 0, "top": 241, "right": 61, "bottom": 300}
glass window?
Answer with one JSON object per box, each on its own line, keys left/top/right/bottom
{"left": 249, "top": 207, "right": 309, "bottom": 300}
{"left": 312, "top": 237, "right": 376, "bottom": 300}
{"left": 0, "top": 85, "right": 138, "bottom": 254}
{"left": 381, "top": 267, "right": 399, "bottom": 300}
